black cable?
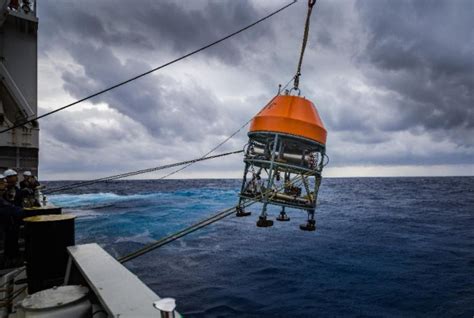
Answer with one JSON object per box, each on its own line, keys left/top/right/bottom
{"left": 293, "top": 0, "right": 318, "bottom": 90}
{"left": 44, "top": 149, "right": 243, "bottom": 194}
{"left": 0, "top": 286, "right": 27, "bottom": 305}
{"left": 118, "top": 206, "right": 237, "bottom": 263}
{"left": 157, "top": 122, "right": 252, "bottom": 180}
{"left": 0, "top": 0, "right": 297, "bottom": 134}
{"left": 157, "top": 75, "right": 297, "bottom": 180}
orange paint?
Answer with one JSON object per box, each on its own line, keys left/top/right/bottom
{"left": 249, "top": 95, "right": 327, "bottom": 145}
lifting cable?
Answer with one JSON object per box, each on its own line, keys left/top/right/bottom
{"left": 293, "top": 0, "right": 317, "bottom": 91}
{"left": 157, "top": 121, "right": 252, "bottom": 180}
{"left": 119, "top": 171, "right": 310, "bottom": 264}
{"left": 0, "top": 0, "right": 297, "bottom": 134}
{"left": 44, "top": 150, "right": 243, "bottom": 194}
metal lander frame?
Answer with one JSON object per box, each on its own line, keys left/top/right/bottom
{"left": 237, "top": 130, "right": 327, "bottom": 231}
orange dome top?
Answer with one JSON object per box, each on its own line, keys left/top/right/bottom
{"left": 249, "top": 95, "right": 327, "bottom": 145}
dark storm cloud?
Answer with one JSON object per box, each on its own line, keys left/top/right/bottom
{"left": 58, "top": 39, "right": 224, "bottom": 140}
{"left": 39, "top": 0, "right": 274, "bottom": 64}
{"left": 38, "top": 0, "right": 279, "bottom": 145}
{"left": 36, "top": 0, "right": 474, "bottom": 178}
{"left": 42, "top": 109, "right": 136, "bottom": 149}
{"left": 356, "top": 0, "right": 474, "bottom": 144}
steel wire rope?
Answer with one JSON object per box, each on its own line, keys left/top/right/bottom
{"left": 293, "top": 0, "right": 318, "bottom": 91}
{"left": 0, "top": 0, "right": 297, "bottom": 134}
{"left": 44, "top": 150, "right": 243, "bottom": 194}
{"left": 118, "top": 170, "right": 314, "bottom": 263}
{"left": 156, "top": 75, "right": 296, "bottom": 180}
{"left": 0, "top": 286, "right": 27, "bottom": 308}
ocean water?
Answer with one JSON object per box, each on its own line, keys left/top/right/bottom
{"left": 44, "top": 177, "right": 474, "bottom": 317}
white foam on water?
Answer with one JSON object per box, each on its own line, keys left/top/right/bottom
{"left": 115, "top": 229, "right": 154, "bottom": 244}
{"left": 49, "top": 192, "right": 164, "bottom": 208}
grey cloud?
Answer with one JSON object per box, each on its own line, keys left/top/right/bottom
{"left": 42, "top": 110, "right": 136, "bottom": 150}
{"left": 356, "top": 0, "right": 474, "bottom": 142}
{"left": 58, "top": 40, "right": 226, "bottom": 141}
{"left": 39, "top": 0, "right": 274, "bottom": 64}
{"left": 35, "top": 0, "right": 474, "bottom": 178}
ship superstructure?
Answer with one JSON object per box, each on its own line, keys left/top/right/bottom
{"left": 0, "top": 0, "right": 38, "bottom": 175}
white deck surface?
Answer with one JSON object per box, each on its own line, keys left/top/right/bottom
{"left": 67, "top": 243, "right": 180, "bottom": 318}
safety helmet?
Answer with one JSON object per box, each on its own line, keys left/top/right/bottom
{"left": 0, "top": 174, "right": 5, "bottom": 181}
{"left": 23, "top": 171, "right": 32, "bottom": 176}
{"left": 3, "top": 169, "right": 17, "bottom": 177}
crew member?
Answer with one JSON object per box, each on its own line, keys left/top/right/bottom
{"left": 0, "top": 174, "right": 23, "bottom": 262}
{"left": 20, "top": 171, "right": 42, "bottom": 207}
{"left": 3, "top": 169, "right": 22, "bottom": 207}
{"left": 20, "top": 171, "right": 40, "bottom": 189}
{"left": 8, "top": 0, "right": 19, "bottom": 10}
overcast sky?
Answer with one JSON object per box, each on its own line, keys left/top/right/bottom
{"left": 37, "top": 0, "right": 473, "bottom": 180}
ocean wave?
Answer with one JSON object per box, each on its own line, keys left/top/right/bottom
{"left": 49, "top": 188, "right": 237, "bottom": 209}
{"left": 49, "top": 192, "right": 162, "bottom": 208}
{"left": 64, "top": 208, "right": 103, "bottom": 219}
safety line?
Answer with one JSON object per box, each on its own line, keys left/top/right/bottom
{"left": 45, "top": 150, "right": 243, "bottom": 194}
{"left": 156, "top": 74, "right": 297, "bottom": 180}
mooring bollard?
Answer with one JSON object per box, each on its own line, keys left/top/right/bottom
{"left": 153, "top": 298, "right": 176, "bottom": 318}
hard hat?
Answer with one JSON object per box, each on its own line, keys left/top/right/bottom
{"left": 3, "top": 169, "right": 17, "bottom": 177}
{"left": 0, "top": 174, "right": 5, "bottom": 180}
{"left": 23, "top": 171, "right": 32, "bottom": 176}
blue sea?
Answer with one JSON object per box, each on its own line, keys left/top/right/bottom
{"left": 44, "top": 177, "right": 474, "bottom": 317}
